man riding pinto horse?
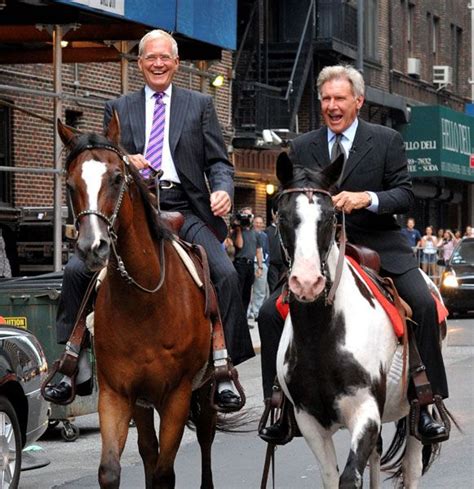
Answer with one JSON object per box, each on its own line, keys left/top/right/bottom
{"left": 258, "top": 64, "right": 449, "bottom": 445}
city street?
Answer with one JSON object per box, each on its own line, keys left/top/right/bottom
{"left": 20, "top": 315, "right": 474, "bottom": 488}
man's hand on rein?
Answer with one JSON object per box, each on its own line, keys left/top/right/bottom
{"left": 332, "top": 191, "right": 372, "bottom": 214}
{"left": 127, "top": 154, "right": 150, "bottom": 170}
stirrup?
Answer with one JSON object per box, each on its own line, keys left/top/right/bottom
{"left": 209, "top": 359, "right": 246, "bottom": 413}
{"left": 258, "top": 383, "right": 300, "bottom": 445}
{"left": 41, "top": 345, "right": 81, "bottom": 405}
{"left": 409, "top": 395, "right": 451, "bottom": 445}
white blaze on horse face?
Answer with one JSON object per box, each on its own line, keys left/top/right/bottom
{"left": 81, "top": 159, "right": 107, "bottom": 242}
{"left": 288, "top": 194, "right": 326, "bottom": 301}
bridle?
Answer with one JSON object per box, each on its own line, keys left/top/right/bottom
{"left": 276, "top": 187, "right": 346, "bottom": 305}
{"left": 68, "top": 143, "right": 166, "bottom": 294}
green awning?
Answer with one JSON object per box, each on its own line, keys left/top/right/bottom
{"left": 400, "top": 105, "right": 474, "bottom": 183}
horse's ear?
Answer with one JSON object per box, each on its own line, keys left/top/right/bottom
{"left": 104, "top": 110, "right": 121, "bottom": 145}
{"left": 276, "top": 151, "right": 293, "bottom": 185}
{"left": 321, "top": 153, "right": 345, "bottom": 189}
{"left": 57, "top": 119, "right": 78, "bottom": 148}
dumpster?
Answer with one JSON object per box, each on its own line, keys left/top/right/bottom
{"left": 0, "top": 272, "right": 98, "bottom": 441}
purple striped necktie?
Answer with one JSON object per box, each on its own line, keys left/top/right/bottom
{"left": 142, "top": 92, "right": 165, "bottom": 178}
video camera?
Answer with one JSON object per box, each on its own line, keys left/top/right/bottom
{"left": 231, "top": 211, "right": 253, "bottom": 228}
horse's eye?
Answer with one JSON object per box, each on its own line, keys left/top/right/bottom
{"left": 66, "top": 181, "right": 74, "bottom": 193}
{"left": 112, "top": 172, "right": 123, "bottom": 186}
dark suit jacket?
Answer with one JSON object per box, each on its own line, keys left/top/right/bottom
{"left": 289, "top": 119, "right": 418, "bottom": 274}
{"left": 104, "top": 86, "right": 233, "bottom": 242}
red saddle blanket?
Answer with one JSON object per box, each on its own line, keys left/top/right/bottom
{"left": 276, "top": 256, "right": 448, "bottom": 338}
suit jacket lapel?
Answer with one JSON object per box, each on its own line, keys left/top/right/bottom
{"left": 127, "top": 89, "right": 146, "bottom": 153}
{"left": 169, "top": 86, "right": 189, "bottom": 156}
{"left": 310, "top": 127, "right": 330, "bottom": 169}
{"left": 340, "top": 119, "right": 372, "bottom": 185}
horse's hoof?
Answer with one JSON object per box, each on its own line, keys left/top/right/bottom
{"left": 418, "top": 408, "right": 449, "bottom": 444}
{"left": 216, "top": 389, "right": 241, "bottom": 411}
{"left": 44, "top": 381, "right": 73, "bottom": 404}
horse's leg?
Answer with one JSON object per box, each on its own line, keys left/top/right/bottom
{"left": 154, "top": 384, "right": 193, "bottom": 489}
{"left": 98, "top": 388, "right": 133, "bottom": 489}
{"left": 401, "top": 435, "right": 423, "bottom": 488}
{"left": 191, "top": 382, "right": 217, "bottom": 489}
{"left": 133, "top": 404, "right": 158, "bottom": 489}
{"left": 295, "top": 410, "right": 339, "bottom": 488}
{"left": 339, "top": 399, "right": 381, "bottom": 489}
{"left": 368, "top": 434, "right": 383, "bottom": 489}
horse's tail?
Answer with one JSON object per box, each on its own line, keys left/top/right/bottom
{"left": 380, "top": 417, "right": 407, "bottom": 476}
{"left": 380, "top": 418, "right": 440, "bottom": 481}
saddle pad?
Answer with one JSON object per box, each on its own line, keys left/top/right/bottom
{"left": 346, "top": 256, "right": 405, "bottom": 338}
{"left": 171, "top": 239, "right": 203, "bottom": 288}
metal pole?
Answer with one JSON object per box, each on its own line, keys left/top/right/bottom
{"left": 120, "top": 41, "right": 129, "bottom": 95}
{"left": 357, "top": 0, "right": 364, "bottom": 72}
{"left": 53, "top": 24, "right": 63, "bottom": 272}
{"left": 470, "top": 2, "right": 474, "bottom": 102}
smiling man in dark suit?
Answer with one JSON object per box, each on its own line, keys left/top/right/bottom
{"left": 258, "top": 64, "right": 448, "bottom": 444}
{"left": 46, "top": 30, "right": 254, "bottom": 410}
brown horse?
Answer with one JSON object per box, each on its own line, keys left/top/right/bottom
{"left": 58, "top": 114, "right": 218, "bottom": 489}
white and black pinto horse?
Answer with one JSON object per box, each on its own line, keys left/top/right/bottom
{"left": 275, "top": 153, "right": 439, "bottom": 488}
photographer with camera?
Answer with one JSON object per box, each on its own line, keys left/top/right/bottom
{"left": 231, "top": 207, "right": 264, "bottom": 326}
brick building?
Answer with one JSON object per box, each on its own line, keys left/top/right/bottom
{"left": 232, "top": 0, "right": 474, "bottom": 230}
{"left": 0, "top": 0, "right": 236, "bottom": 275}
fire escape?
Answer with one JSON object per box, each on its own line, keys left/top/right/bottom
{"left": 232, "top": 0, "right": 358, "bottom": 147}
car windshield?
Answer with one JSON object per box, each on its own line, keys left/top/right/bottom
{"left": 450, "top": 240, "right": 474, "bottom": 265}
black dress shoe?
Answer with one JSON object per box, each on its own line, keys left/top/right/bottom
{"left": 216, "top": 389, "right": 241, "bottom": 410}
{"left": 44, "top": 381, "right": 72, "bottom": 403}
{"left": 76, "top": 377, "right": 93, "bottom": 396}
{"left": 418, "top": 407, "right": 448, "bottom": 443}
{"left": 259, "top": 422, "right": 288, "bottom": 444}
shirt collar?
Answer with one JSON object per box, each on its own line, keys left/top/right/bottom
{"left": 145, "top": 84, "right": 173, "bottom": 101}
{"left": 327, "top": 117, "right": 359, "bottom": 144}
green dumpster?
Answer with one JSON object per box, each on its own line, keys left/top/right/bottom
{"left": 0, "top": 272, "right": 98, "bottom": 441}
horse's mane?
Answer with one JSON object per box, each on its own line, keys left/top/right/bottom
{"left": 65, "top": 132, "right": 173, "bottom": 243}
{"left": 279, "top": 165, "right": 328, "bottom": 192}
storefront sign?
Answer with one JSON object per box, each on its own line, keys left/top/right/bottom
{"left": 400, "top": 106, "right": 474, "bottom": 182}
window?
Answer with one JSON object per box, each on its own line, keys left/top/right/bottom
{"left": 65, "top": 109, "right": 83, "bottom": 130}
{"left": 0, "top": 105, "right": 12, "bottom": 207}
{"left": 451, "top": 24, "right": 462, "bottom": 89}
{"left": 407, "top": 2, "right": 415, "bottom": 56}
{"left": 432, "top": 15, "right": 440, "bottom": 63}
{"left": 364, "top": 0, "right": 378, "bottom": 59}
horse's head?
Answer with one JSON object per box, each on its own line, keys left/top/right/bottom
{"left": 275, "top": 152, "right": 344, "bottom": 302}
{"left": 58, "top": 113, "right": 131, "bottom": 271}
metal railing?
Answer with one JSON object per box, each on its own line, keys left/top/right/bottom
{"left": 316, "top": 1, "right": 358, "bottom": 47}
{"left": 234, "top": 0, "right": 315, "bottom": 133}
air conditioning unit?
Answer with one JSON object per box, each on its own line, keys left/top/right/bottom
{"left": 433, "top": 66, "right": 453, "bottom": 85}
{"left": 407, "top": 58, "right": 421, "bottom": 77}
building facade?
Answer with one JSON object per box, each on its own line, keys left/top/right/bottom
{"left": 232, "top": 0, "right": 474, "bottom": 231}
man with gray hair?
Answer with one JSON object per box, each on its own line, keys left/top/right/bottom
{"left": 45, "top": 29, "right": 254, "bottom": 410}
{"left": 258, "top": 64, "right": 449, "bottom": 444}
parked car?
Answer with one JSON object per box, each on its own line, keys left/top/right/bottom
{"left": 439, "top": 237, "right": 474, "bottom": 315}
{"left": 0, "top": 324, "right": 49, "bottom": 488}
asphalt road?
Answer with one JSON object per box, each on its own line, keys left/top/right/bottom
{"left": 20, "top": 315, "right": 474, "bottom": 488}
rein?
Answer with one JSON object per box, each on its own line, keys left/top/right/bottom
{"left": 276, "top": 186, "right": 346, "bottom": 305}
{"left": 68, "top": 144, "right": 167, "bottom": 294}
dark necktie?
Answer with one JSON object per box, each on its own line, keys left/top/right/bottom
{"left": 331, "top": 133, "right": 345, "bottom": 162}
{"left": 142, "top": 92, "right": 166, "bottom": 178}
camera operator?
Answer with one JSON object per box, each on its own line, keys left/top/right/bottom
{"left": 231, "top": 207, "right": 264, "bottom": 325}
